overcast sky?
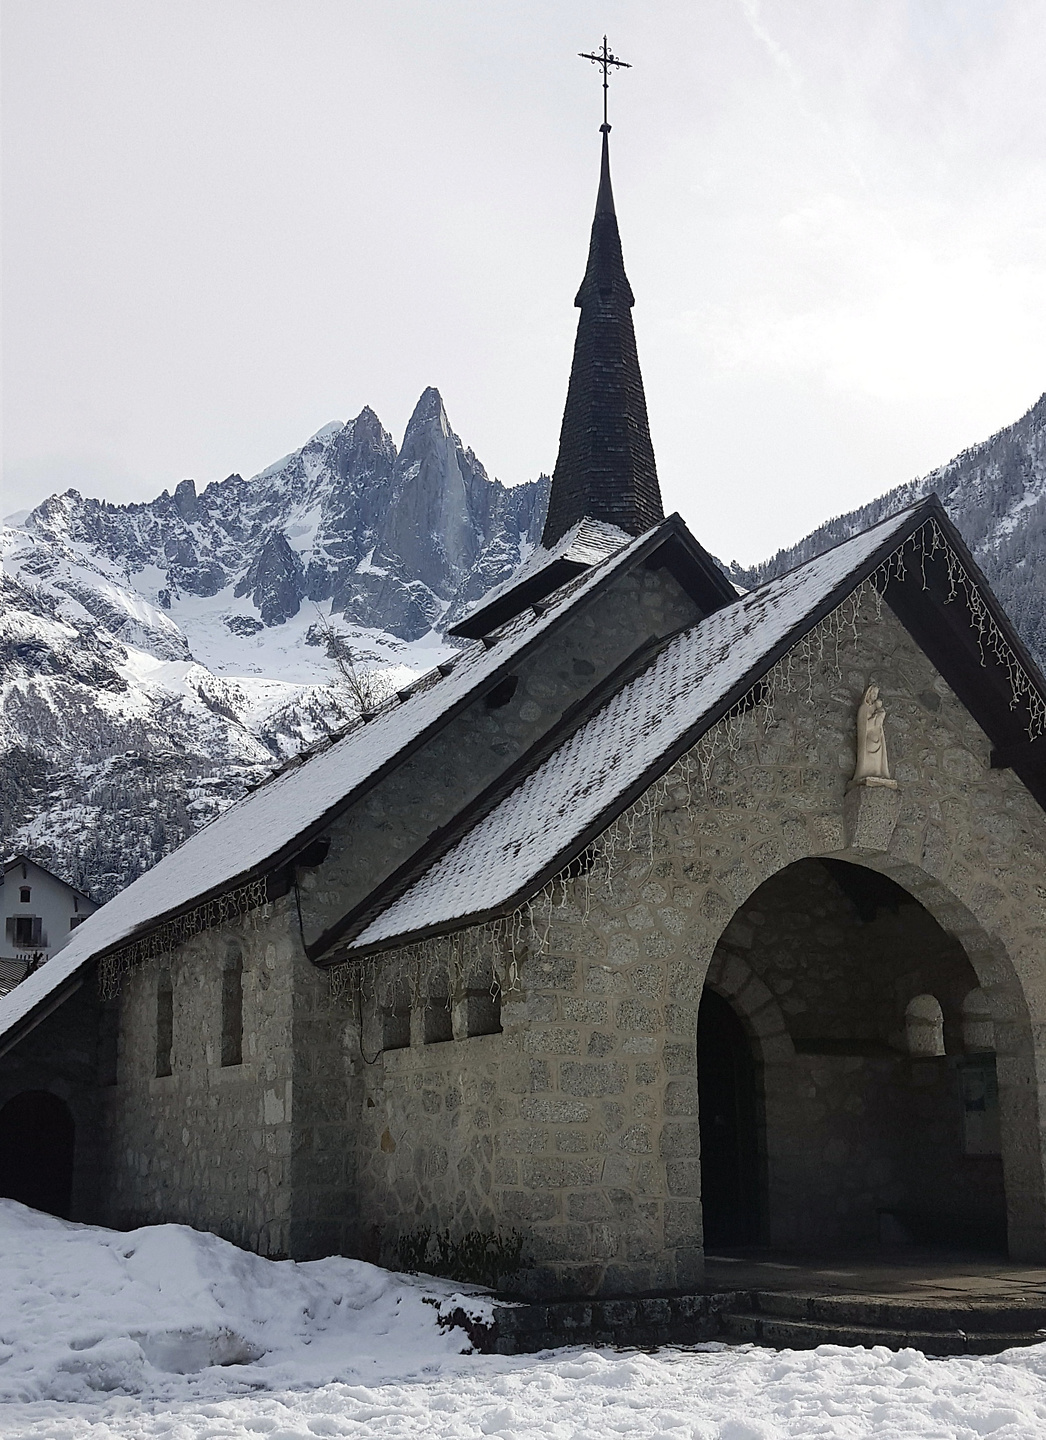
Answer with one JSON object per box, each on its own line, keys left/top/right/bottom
{"left": 4, "top": 0, "right": 1046, "bottom": 565}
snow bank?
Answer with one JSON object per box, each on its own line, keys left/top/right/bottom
{"left": 0, "top": 1201, "right": 491, "bottom": 1404}
{"left": 4, "top": 1202, "right": 1046, "bottom": 1437}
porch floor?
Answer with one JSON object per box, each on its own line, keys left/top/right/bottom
{"left": 702, "top": 1246, "right": 1046, "bottom": 1303}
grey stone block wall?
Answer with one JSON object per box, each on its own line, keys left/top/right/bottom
{"left": 97, "top": 901, "right": 358, "bottom": 1259}
{"left": 0, "top": 991, "right": 106, "bottom": 1223}
{"left": 346, "top": 597, "right": 1046, "bottom": 1293}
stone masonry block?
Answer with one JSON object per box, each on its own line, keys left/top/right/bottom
{"left": 498, "top": 1128, "right": 548, "bottom": 1154}
{"left": 618, "top": 1124, "right": 652, "bottom": 1153}
{"left": 659, "top": 1122, "right": 700, "bottom": 1158}
{"left": 563, "top": 999, "right": 608, "bottom": 1023}
{"left": 629, "top": 965, "right": 667, "bottom": 998}
{"left": 520, "top": 1097, "right": 591, "bottom": 1124}
{"left": 664, "top": 1080, "right": 700, "bottom": 1116}
{"left": 666, "top": 1159, "right": 701, "bottom": 1196}
{"left": 500, "top": 1189, "right": 560, "bottom": 1222}
{"left": 616, "top": 1000, "right": 661, "bottom": 1031}
{"left": 843, "top": 781, "right": 902, "bottom": 852}
{"left": 522, "top": 1028, "right": 581, "bottom": 1055}
{"left": 521, "top": 1156, "right": 603, "bottom": 1189}
{"left": 559, "top": 1061, "right": 628, "bottom": 1096}
{"left": 664, "top": 1201, "right": 703, "bottom": 1249}
{"left": 568, "top": 1190, "right": 612, "bottom": 1221}
{"left": 662, "top": 1043, "right": 694, "bottom": 1075}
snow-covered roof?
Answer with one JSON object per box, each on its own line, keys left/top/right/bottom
{"left": 2, "top": 855, "right": 97, "bottom": 905}
{"left": 0, "top": 523, "right": 658, "bottom": 1046}
{"left": 348, "top": 505, "right": 929, "bottom": 951}
{"left": 449, "top": 518, "right": 631, "bottom": 639}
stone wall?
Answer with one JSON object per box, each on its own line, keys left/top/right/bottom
{"left": 346, "top": 594, "right": 1046, "bottom": 1294}
{"left": 98, "top": 898, "right": 358, "bottom": 1260}
{"left": 0, "top": 987, "right": 106, "bottom": 1222}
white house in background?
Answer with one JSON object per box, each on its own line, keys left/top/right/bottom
{"left": 0, "top": 858, "right": 99, "bottom": 995}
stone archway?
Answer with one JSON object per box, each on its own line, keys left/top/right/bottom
{"left": 0, "top": 1090, "right": 76, "bottom": 1219}
{"left": 698, "top": 856, "right": 1019, "bottom": 1256}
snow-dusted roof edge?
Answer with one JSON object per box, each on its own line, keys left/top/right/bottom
{"left": 449, "top": 517, "right": 631, "bottom": 630}
{"left": 338, "top": 493, "right": 1044, "bottom": 959}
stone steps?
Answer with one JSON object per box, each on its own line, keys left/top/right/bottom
{"left": 720, "top": 1289, "right": 1046, "bottom": 1355}
{"left": 722, "top": 1312, "right": 1039, "bottom": 1355}
{"left": 473, "top": 1292, "right": 738, "bottom": 1354}
{"left": 469, "top": 1287, "right": 1046, "bottom": 1356}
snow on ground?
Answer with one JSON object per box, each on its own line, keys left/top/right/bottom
{"left": 2, "top": 1204, "right": 1046, "bottom": 1438}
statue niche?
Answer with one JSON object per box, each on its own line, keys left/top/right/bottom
{"left": 844, "top": 682, "right": 900, "bottom": 850}
{"left": 852, "top": 683, "right": 895, "bottom": 787}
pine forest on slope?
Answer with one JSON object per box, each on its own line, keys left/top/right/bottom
{"left": 2, "top": 388, "right": 1044, "bottom": 903}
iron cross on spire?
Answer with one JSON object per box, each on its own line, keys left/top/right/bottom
{"left": 579, "top": 36, "right": 631, "bottom": 131}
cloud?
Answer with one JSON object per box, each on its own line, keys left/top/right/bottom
{"left": 735, "top": 0, "right": 803, "bottom": 90}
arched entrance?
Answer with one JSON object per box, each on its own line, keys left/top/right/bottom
{"left": 698, "top": 857, "right": 1009, "bottom": 1255}
{"left": 0, "top": 1091, "right": 75, "bottom": 1218}
{"left": 697, "top": 990, "right": 760, "bottom": 1246}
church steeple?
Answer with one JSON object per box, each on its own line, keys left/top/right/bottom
{"left": 542, "top": 118, "right": 664, "bottom": 548}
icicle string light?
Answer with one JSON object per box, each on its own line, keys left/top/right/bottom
{"left": 98, "top": 878, "right": 270, "bottom": 999}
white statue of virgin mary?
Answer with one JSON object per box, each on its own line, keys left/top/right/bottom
{"left": 853, "top": 684, "right": 891, "bottom": 783}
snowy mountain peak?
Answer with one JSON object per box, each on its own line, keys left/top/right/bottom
{"left": 403, "top": 385, "right": 452, "bottom": 441}
{"left": 1, "top": 391, "right": 549, "bottom": 899}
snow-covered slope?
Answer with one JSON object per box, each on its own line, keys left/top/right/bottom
{"left": 731, "top": 393, "right": 1046, "bottom": 662}
{"left": 1, "top": 390, "right": 548, "bottom": 898}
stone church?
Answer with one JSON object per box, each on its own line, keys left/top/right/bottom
{"left": 4, "top": 125, "right": 1046, "bottom": 1300}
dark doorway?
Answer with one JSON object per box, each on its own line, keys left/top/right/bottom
{"left": 0, "top": 1091, "right": 75, "bottom": 1218}
{"left": 698, "top": 990, "right": 760, "bottom": 1247}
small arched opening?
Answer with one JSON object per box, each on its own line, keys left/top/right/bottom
{"left": 905, "top": 995, "right": 946, "bottom": 1057}
{"left": 698, "top": 857, "right": 1011, "bottom": 1256}
{"left": 0, "top": 1090, "right": 76, "bottom": 1218}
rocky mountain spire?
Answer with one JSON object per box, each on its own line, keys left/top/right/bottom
{"left": 541, "top": 125, "right": 664, "bottom": 548}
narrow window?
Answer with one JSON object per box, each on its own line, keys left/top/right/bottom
{"left": 423, "top": 977, "right": 453, "bottom": 1045}
{"left": 12, "top": 916, "right": 42, "bottom": 948}
{"left": 905, "top": 994, "right": 945, "bottom": 1057}
{"left": 962, "top": 988, "right": 995, "bottom": 1053}
{"left": 381, "top": 984, "right": 411, "bottom": 1051}
{"left": 19, "top": 887, "right": 31, "bottom": 903}
{"left": 156, "top": 971, "right": 173, "bottom": 1077}
{"left": 465, "top": 983, "right": 502, "bottom": 1038}
{"left": 221, "top": 945, "right": 243, "bottom": 1067}
{"left": 98, "top": 1001, "right": 119, "bottom": 1086}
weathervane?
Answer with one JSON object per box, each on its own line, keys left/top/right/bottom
{"left": 579, "top": 36, "right": 631, "bottom": 131}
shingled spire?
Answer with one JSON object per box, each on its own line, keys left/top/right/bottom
{"left": 541, "top": 123, "right": 664, "bottom": 548}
